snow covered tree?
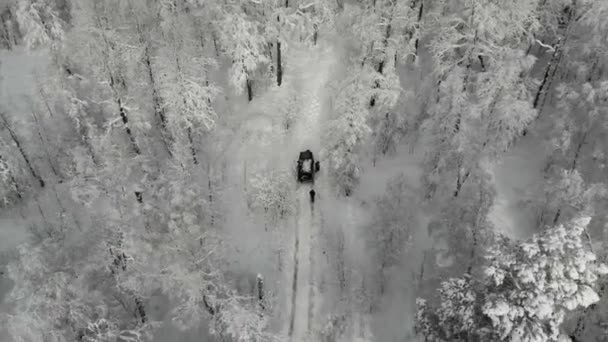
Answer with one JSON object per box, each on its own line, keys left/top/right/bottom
{"left": 0, "top": 1, "right": 22, "bottom": 50}
{"left": 247, "top": 169, "right": 294, "bottom": 228}
{"left": 155, "top": 1, "right": 221, "bottom": 165}
{"left": 2, "top": 213, "right": 153, "bottom": 342}
{"left": 531, "top": 167, "right": 607, "bottom": 228}
{"left": 422, "top": 0, "right": 539, "bottom": 199}
{"left": 416, "top": 216, "right": 608, "bottom": 342}
{"left": 323, "top": 66, "right": 373, "bottom": 196}
{"left": 545, "top": 81, "right": 608, "bottom": 182}
{"left": 366, "top": 173, "right": 419, "bottom": 295}
{"left": 15, "top": 0, "right": 65, "bottom": 50}
{"left": 369, "top": 88, "right": 413, "bottom": 162}
{"left": 259, "top": 0, "right": 338, "bottom": 87}
{"left": 341, "top": 0, "right": 417, "bottom": 70}
{"left": 426, "top": 165, "right": 495, "bottom": 276}
{"left": 416, "top": 277, "right": 478, "bottom": 341}
{"left": 65, "top": 0, "right": 146, "bottom": 156}
{"left": 214, "top": 4, "right": 269, "bottom": 101}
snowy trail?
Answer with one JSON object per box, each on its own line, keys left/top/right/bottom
{"left": 288, "top": 187, "right": 314, "bottom": 340}
{"left": 284, "top": 43, "right": 335, "bottom": 341}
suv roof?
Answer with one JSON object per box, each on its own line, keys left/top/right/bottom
{"left": 299, "top": 150, "right": 313, "bottom": 160}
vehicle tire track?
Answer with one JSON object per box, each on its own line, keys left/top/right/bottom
{"left": 308, "top": 202, "right": 315, "bottom": 333}
{"left": 288, "top": 196, "right": 301, "bottom": 338}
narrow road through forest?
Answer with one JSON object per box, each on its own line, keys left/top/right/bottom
{"left": 285, "top": 43, "right": 335, "bottom": 341}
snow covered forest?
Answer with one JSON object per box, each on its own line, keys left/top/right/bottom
{"left": 1, "top": 0, "right": 608, "bottom": 341}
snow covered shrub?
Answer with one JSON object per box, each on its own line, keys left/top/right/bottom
{"left": 416, "top": 216, "right": 608, "bottom": 342}
{"left": 247, "top": 170, "right": 294, "bottom": 226}
{"left": 369, "top": 89, "right": 414, "bottom": 160}
{"left": 282, "top": 90, "right": 299, "bottom": 131}
{"left": 210, "top": 293, "right": 279, "bottom": 342}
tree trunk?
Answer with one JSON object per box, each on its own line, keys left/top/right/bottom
{"left": 467, "top": 225, "right": 478, "bottom": 274}
{"left": 31, "top": 110, "right": 62, "bottom": 180}
{"left": 96, "top": 12, "right": 140, "bottom": 156}
{"left": 414, "top": 0, "right": 424, "bottom": 56}
{"left": 174, "top": 52, "right": 200, "bottom": 165}
{"left": 144, "top": 51, "right": 166, "bottom": 129}
{"left": 247, "top": 78, "right": 253, "bottom": 101}
{"left": 379, "top": 259, "right": 387, "bottom": 296}
{"left": 533, "top": 42, "right": 562, "bottom": 109}
{"left": 187, "top": 127, "right": 198, "bottom": 165}
{"left": 454, "top": 168, "right": 470, "bottom": 198}
{"left": 135, "top": 297, "right": 147, "bottom": 323}
{"left": 570, "top": 130, "right": 587, "bottom": 172}
{"left": 525, "top": 3, "right": 576, "bottom": 136}
{"left": 0, "top": 113, "right": 45, "bottom": 188}
{"left": 116, "top": 96, "right": 141, "bottom": 155}
{"left": 257, "top": 274, "right": 265, "bottom": 310}
{"left": 369, "top": 9, "right": 393, "bottom": 108}
{"left": 336, "top": 230, "right": 346, "bottom": 293}
{"left": 467, "top": 192, "right": 486, "bottom": 274}
{"left": 207, "top": 163, "right": 214, "bottom": 227}
{"left": 553, "top": 208, "right": 561, "bottom": 224}
{"left": 66, "top": 110, "right": 99, "bottom": 166}
{"left": 38, "top": 87, "right": 55, "bottom": 118}
{"left": 277, "top": 40, "right": 283, "bottom": 86}
{"left": 144, "top": 51, "right": 173, "bottom": 157}
{"left": 418, "top": 251, "right": 427, "bottom": 288}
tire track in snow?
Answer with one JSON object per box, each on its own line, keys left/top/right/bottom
{"left": 291, "top": 187, "right": 313, "bottom": 341}
{"left": 307, "top": 201, "right": 316, "bottom": 333}
{"left": 288, "top": 196, "right": 301, "bottom": 338}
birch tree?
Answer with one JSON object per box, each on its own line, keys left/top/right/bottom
{"left": 215, "top": 5, "right": 269, "bottom": 101}
{"left": 67, "top": 0, "right": 143, "bottom": 156}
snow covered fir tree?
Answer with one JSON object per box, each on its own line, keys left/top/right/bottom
{"left": 0, "top": 0, "right": 608, "bottom": 341}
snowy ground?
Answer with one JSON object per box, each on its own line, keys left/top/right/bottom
{"left": 355, "top": 146, "right": 431, "bottom": 341}
{"left": 0, "top": 47, "right": 48, "bottom": 112}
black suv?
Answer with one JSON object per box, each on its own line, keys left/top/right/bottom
{"left": 297, "top": 150, "right": 319, "bottom": 182}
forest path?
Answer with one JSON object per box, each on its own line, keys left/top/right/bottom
{"left": 284, "top": 42, "right": 336, "bottom": 341}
